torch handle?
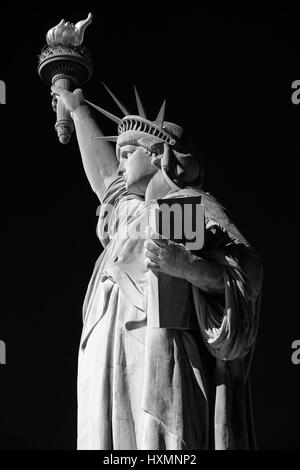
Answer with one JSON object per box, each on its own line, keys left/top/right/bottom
{"left": 53, "top": 77, "right": 74, "bottom": 145}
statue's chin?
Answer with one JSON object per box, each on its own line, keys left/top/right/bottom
{"left": 125, "top": 171, "right": 171, "bottom": 200}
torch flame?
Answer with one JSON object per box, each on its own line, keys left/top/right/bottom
{"left": 46, "top": 12, "right": 93, "bottom": 46}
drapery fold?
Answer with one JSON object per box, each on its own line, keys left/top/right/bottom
{"left": 77, "top": 176, "right": 263, "bottom": 450}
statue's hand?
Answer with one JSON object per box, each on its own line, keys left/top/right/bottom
{"left": 144, "top": 228, "right": 192, "bottom": 279}
{"left": 144, "top": 228, "right": 224, "bottom": 293}
{"left": 51, "top": 85, "right": 84, "bottom": 115}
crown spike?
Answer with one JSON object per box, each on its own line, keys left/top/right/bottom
{"left": 84, "top": 99, "right": 122, "bottom": 124}
{"left": 155, "top": 100, "right": 166, "bottom": 127}
{"left": 134, "top": 85, "right": 147, "bottom": 119}
{"left": 102, "top": 82, "right": 131, "bottom": 116}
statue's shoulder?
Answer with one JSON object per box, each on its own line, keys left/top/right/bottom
{"left": 198, "top": 191, "right": 229, "bottom": 224}
{"left": 170, "top": 187, "right": 250, "bottom": 246}
{"left": 166, "top": 187, "right": 229, "bottom": 225}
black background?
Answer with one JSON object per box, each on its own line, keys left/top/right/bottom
{"left": 0, "top": 6, "right": 299, "bottom": 450}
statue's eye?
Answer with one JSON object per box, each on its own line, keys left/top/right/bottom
{"left": 122, "top": 151, "right": 133, "bottom": 159}
{"left": 121, "top": 145, "right": 137, "bottom": 159}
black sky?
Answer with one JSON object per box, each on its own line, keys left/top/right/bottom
{"left": 0, "top": 7, "right": 299, "bottom": 449}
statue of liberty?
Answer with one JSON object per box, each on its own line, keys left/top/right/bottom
{"left": 51, "top": 81, "right": 263, "bottom": 450}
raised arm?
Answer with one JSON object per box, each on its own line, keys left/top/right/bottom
{"left": 51, "top": 86, "right": 119, "bottom": 201}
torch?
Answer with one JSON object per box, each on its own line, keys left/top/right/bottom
{"left": 38, "top": 13, "right": 93, "bottom": 144}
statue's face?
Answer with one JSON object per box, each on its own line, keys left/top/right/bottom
{"left": 118, "top": 142, "right": 158, "bottom": 196}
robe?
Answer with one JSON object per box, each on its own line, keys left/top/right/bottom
{"left": 77, "top": 176, "right": 263, "bottom": 450}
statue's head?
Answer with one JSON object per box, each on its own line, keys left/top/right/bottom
{"left": 91, "top": 85, "right": 203, "bottom": 196}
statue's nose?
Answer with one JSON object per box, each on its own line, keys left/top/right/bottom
{"left": 117, "top": 160, "right": 126, "bottom": 176}
{"left": 117, "top": 167, "right": 125, "bottom": 176}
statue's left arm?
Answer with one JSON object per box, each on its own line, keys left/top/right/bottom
{"left": 192, "top": 220, "right": 263, "bottom": 361}
{"left": 145, "top": 195, "right": 263, "bottom": 361}
{"left": 145, "top": 235, "right": 225, "bottom": 293}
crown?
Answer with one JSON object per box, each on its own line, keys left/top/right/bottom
{"left": 83, "top": 83, "right": 176, "bottom": 146}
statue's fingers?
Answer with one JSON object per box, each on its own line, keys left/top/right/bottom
{"left": 144, "top": 239, "right": 160, "bottom": 255}
{"left": 144, "top": 248, "right": 160, "bottom": 264}
{"left": 51, "top": 84, "right": 69, "bottom": 97}
{"left": 145, "top": 257, "right": 160, "bottom": 272}
{"left": 51, "top": 84, "right": 61, "bottom": 94}
{"left": 146, "top": 226, "right": 169, "bottom": 245}
{"left": 73, "top": 88, "right": 84, "bottom": 103}
{"left": 73, "top": 88, "right": 83, "bottom": 97}
{"left": 152, "top": 237, "right": 169, "bottom": 248}
{"left": 148, "top": 229, "right": 169, "bottom": 247}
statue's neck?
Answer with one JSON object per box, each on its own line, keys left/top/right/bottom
{"left": 145, "top": 170, "right": 172, "bottom": 202}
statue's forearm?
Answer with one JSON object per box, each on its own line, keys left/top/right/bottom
{"left": 146, "top": 236, "right": 225, "bottom": 294}
{"left": 72, "top": 104, "right": 118, "bottom": 199}
{"left": 184, "top": 253, "right": 224, "bottom": 294}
